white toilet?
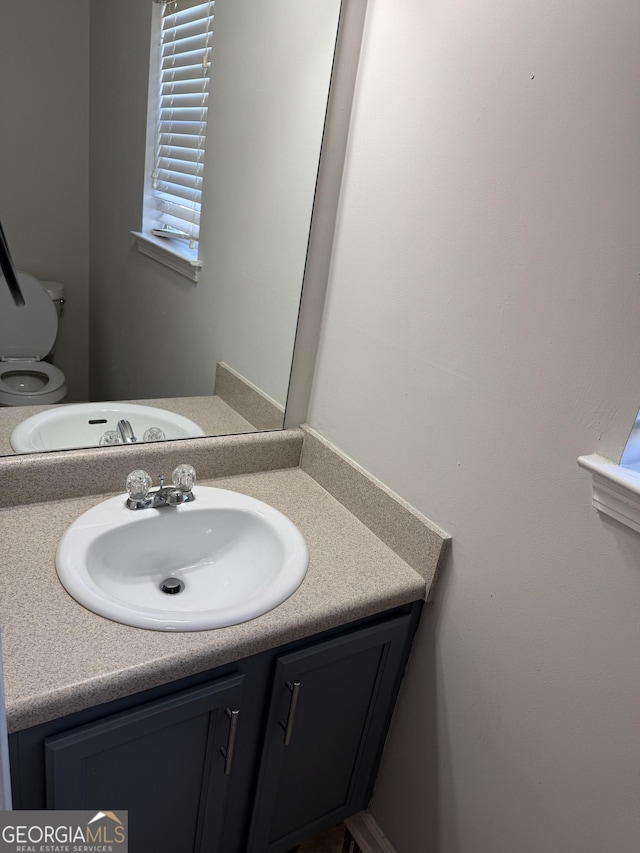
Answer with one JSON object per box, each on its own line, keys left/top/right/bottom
{"left": 0, "top": 270, "right": 67, "bottom": 406}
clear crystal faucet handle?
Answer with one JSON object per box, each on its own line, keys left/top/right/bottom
{"left": 172, "top": 463, "right": 196, "bottom": 491}
{"left": 126, "top": 469, "right": 152, "bottom": 502}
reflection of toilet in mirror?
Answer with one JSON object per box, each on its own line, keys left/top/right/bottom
{"left": 0, "top": 271, "right": 67, "bottom": 406}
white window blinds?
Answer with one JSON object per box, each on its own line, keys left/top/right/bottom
{"left": 150, "top": 0, "right": 214, "bottom": 248}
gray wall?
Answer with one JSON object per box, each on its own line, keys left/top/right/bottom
{"left": 0, "top": 0, "right": 89, "bottom": 402}
{"left": 308, "top": 0, "right": 640, "bottom": 850}
{"left": 199, "top": 0, "right": 340, "bottom": 406}
{"left": 90, "top": 0, "right": 338, "bottom": 407}
{"left": 88, "top": 0, "right": 154, "bottom": 400}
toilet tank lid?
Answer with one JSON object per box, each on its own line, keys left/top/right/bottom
{"left": 41, "top": 280, "right": 65, "bottom": 301}
{"left": 0, "top": 271, "right": 58, "bottom": 360}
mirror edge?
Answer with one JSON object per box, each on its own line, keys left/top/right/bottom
{"left": 285, "top": 0, "right": 368, "bottom": 430}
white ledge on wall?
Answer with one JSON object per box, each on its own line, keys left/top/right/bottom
{"left": 577, "top": 453, "right": 640, "bottom": 534}
{"left": 132, "top": 232, "right": 202, "bottom": 282}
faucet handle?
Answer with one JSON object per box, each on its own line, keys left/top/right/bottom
{"left": 126, "top": 469, "right": 153, "bottom": 502}
{"left": 172, "top": 463, "right": 196, "bottom": 492}
{"left": 99, "top": 430, "right": 121, "bottom": 446}
{"left": 143, "top": 427, "right": 166, "bottom": 442}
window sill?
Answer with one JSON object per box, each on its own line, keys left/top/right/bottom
{"left": 132, "top": 232, "right": 202, "bottom": 282}
{"left": 577, "top": 453, "right": 640, "bottom": 534}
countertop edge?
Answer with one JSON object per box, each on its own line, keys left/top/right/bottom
{"left": 7, "top": 585, "right": 423, "bottom": 733}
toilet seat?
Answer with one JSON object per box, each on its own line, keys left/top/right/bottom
{"left": 0, "top": 271, "right": 67, "bottom": 406}
{"left": 0, "top": 359, "right": 67, "bottom": 406}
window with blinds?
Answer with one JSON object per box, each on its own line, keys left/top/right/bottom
{"left": 149, "top": 0, "right": 214, "bottom": 250}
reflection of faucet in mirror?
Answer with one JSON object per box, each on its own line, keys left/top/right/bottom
{"left": 117, "top": 420, "right": 137, "bottom": 445}
{"left": 0, "top": 0, "right": 348, "bottom": 456}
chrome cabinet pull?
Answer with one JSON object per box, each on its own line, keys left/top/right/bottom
{"left": 220, "top": 707, "right": 240, "bottom": 775}
{"left": 280, "top": 680, "right": 301, "bottom": 747}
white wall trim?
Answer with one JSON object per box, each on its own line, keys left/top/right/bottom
{"left": 577, "top": 453, "right": 640, "bottom": 534}
{"left": 132, "top": 231, "right": 202, "bottom": 282}
{"left": 345, "top": 811, "right": 397, "bottom": 853}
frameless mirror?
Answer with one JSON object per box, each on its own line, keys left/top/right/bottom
{"left": 0, "top": 0, "right": 342, "bottom": 454}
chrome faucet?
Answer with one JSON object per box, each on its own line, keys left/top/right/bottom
{"left": 125, "top": 464, "right": 196, "bottom": 510}
{"left": 117, "top": 419, "right": 137, "bottom": 444}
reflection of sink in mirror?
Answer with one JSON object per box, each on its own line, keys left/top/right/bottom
{"left": 11, "top": 402, "right": 205, "bottom": 453}
{"left": 56, "top": 486, "right": 309, "bottom": 631}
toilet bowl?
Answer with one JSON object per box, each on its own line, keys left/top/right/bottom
{"left": 0, "top": 271, "right": 67, "bottom": 406}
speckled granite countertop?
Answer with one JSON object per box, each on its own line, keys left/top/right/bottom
{"left": 0, "top": 466, "right": 426, "bottom": 733}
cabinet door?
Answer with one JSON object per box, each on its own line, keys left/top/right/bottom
{"left": 45, "top": 673, "right": 244, "bottom": 853}
{"left": 247, "top": 614, "right": 413, "bottom": 852}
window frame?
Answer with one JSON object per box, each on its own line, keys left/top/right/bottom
{"left": 134, "top": 0, "right": 214, "bottom": 282}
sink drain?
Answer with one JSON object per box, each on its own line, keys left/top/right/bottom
{"left": 160, "top": 577, "right": 185, "bottom": 595}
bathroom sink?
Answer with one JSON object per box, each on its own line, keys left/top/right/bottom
{"left": 11, "top": 402, "right": 205, "bottom": 452}
{"left": 56, "top": 486, "right": 309, "bottom": 631}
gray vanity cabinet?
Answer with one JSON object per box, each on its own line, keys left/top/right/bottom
{"left": 44, "top": 674, "right": 244, "bottom": 853}
{"left": 9, "top": 603, "right": 422, "bottom": 853}
{"left": 246, "top": 614, "right": 414, "bottom": 853}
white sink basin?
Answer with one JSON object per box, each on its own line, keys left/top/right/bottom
{"left": 11, "top": 402, "right": 205, "bottom": 452}
{"left": 56, "top": 487, "right": 309, "bottom": 631}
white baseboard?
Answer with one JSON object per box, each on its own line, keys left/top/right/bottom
{"left": 345, "top": 812, "right": 397, "bottom": 853}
